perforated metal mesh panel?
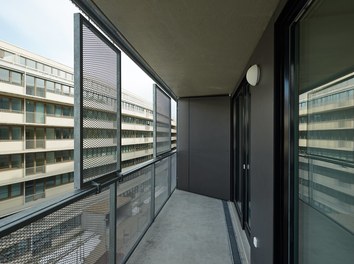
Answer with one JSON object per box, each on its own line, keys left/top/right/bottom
{"left": 75, "top": 14, "right": 121, "bottom": 187}
{"left": 0, "top": 189, "right": 111, "bottom": 263}
{"left": 116, "top": 165, "right": 153, "bottom": 263}
{"left": 154, "top": 157, "right": 170, "bottom": 215}
{"left": 154, "top": 85, "right": 171, "bottom": 156}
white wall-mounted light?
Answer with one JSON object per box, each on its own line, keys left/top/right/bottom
{"left": 246, "top": 64, "right": 261, "bottom": 86}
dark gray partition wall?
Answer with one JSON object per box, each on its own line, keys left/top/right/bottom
{"left": 177, "top": 96, "right": 230, "bottom": 200}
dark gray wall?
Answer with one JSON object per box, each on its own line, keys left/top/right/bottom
{"left": 177, "top": 96, "right": 230, "bottom": 200}
{"left": 247, "top": 22, "right": 274, "bottom": 264}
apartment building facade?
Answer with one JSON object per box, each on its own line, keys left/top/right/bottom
{"left": 0, "top": 41, "right": 176, "bottom": 218}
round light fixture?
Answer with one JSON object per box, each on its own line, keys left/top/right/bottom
{"left": 246, "top": 64, "right": 261, "bottom": 86}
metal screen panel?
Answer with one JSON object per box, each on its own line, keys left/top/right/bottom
{"left": 0, "top": 189, "right": 111, "bottom": 263}
{"left": 116, "top": 165, "right": 153, "bottom": 263}
{"left": 154, "top": 157, "right": 170, "bottom": 215}
{"left": 74, "top": 14, "right": 121, "bottom": 188}
{"left": 154, "top": 85, "right": 171, "bottom": 157}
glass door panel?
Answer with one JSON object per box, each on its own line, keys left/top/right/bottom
{"left": 295, "top": 1, "right": 354, "bottom": 263}
{"left": 233, "top": 80, "right": 251, "bottom": 235}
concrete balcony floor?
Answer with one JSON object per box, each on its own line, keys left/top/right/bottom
{"left": 127, "top": 190, "right": 242, "bottom": 264}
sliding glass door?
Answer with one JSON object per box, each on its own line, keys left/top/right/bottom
{"left": 233, "top": 80, "right": 251, "bottom": 235}
{"left": 294, "top": 0, "right": 354, "bottom": 263}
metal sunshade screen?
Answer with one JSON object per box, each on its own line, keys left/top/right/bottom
{"left": 154, "top": 84, "right": 171, "bottom": 156}
{"left": 74, "top": 14, "right": 121, "bottom": 188}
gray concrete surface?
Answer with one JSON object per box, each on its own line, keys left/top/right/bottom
{"left": 127, "top": 190, "right": 234, "bottom": 264}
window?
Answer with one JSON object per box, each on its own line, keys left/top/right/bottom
{"left": 11, "top": 184, "right": 21, "bottom": 197}
{"left": 11, "top": 155, "right": 22, "bottom": 168}
{"left": 46, "top": 103, "right": 54, "bottom": 115}
{"left": 46, "top": 128, "right": 55, "bottom": 140}
{"left": 55, "top": 105, "right": 62, "bottom": 117}
{"left": 19, "top": 56, "right": 26, "bottom": 66}
{"left": 55, "top": 151, "right": 62, "bottom": 162}
{"left": 0, "top": 127, "right": 9, "bottom": 140}
{"left": 46, "top": 81, "right": 54, "bottom": 92}
{"left": 62, "top": 106, "right": 71, "bottom": 116}
{"left": 62, "top": 128, "right": 70, "bottom": 139}
{"left": 36, "top": 78, "right": 45, "bottom": 97}
{"left": 26, "top": 59, "right": 36, "bottom": 69}
{"left": 0, "top": 68, "right": 10, "bottom": 82}
{"left": 55, "top": 83, "right": 62, "bottom": 94}
{"left": 0, "top": 186, "right": 9, "bottom": 200}
{"left": 62, "top": 85, "right": 70, "bottom": 95}
{"left": 36, "top": 62, "right": 43, "bottom": 71}
{"left": 11, "top": 71, "right": 22, "bottom": 86}
{"left": 0, "top": 156, "right": 9, "bottom": 170}
{"left": 12, "top": 127, "right": 22, "bottom": 140}
{"left": 0, "top": 97, "right": 10, "bottom": 110}
{"left": 26, "top": 76, "right": 35, "bottom": 96}
{"left": 44, "top": 65, "right": 51, "bottom": 74}
{"left": 46, "top": 177, "right": 55, "bottom": 189}
{"left": 55, "top": 128, "right": 62, "bottom": 139}
{"left": 46, "top": 152, "right": 55, "bottom": 164}
{"left": 11, "top": 98, "right": 22, "bottom": 112}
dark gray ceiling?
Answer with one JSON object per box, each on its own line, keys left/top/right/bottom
{"left": 92, "top": 0, "right": 280, "bottom": 98}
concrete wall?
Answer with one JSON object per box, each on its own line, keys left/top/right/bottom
{"left": 177, "top": 96, "right": 230, "bottom": 200}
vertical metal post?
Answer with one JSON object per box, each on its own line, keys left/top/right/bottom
{"left": 109, "top": 182, "right": 117, "bottom": 264}
{"left": 168, "top": 156, "right": 172, "bottom": 196}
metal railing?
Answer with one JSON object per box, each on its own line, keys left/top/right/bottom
{"left": 25, "top": 139, "right": 45, "bottom": 149}
{"left": 25, "top": 165, "right": 46, "bottom": 176}
{"left": 0, "top": 150, "right": 177, "bottom": 264}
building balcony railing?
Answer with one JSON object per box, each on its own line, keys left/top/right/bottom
{"left": 25, "top": 192, "right": 46, "bottom": 203}
{"left": 122, "top": 149, "right": 153, "bottom": 161}
{"left": 122, "top": 108, "right": 153, "bottom": 120}
{"left": 25, "top": 112, "right": 74, "bottom": 126}
{"left": 121, "top": 137, "right": 153, "bottom": 145}
{"left": 46, "top": 139, "right": 74, "bottom": 150}
{"left": 0, "top": 151, "right": 176, "bottom": 264}
{"left": 25, "top": 139, "right": 45, "bottom": 149}
{"left": 0, "top": 109, "right": 24, "bottom": 124}
{"left": 0, "top": 140, "right": 23, "bottom": 153}
{"left": 25, "top": 165, "right": 46, "bottom": 176}
{"left": 122, "top": 123, "right": 153, "bottom": 132}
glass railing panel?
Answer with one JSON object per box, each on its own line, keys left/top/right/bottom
{"left": 0, "top": 188, "right": 111, "bottom": 263}
{"left": 116, "top": 165, "right": 153, "bottom": 263}
{"left": 154, "top": 157, "right": 170, "bottom": 215}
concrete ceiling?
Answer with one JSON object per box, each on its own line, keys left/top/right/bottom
{"left": 92, "top": 0, "right": 280, "bottom": 98}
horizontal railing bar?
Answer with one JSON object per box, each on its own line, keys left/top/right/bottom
{"left": 99, "top": 149, "right": 176, "bottom": 188}
{"left": 0, "top": 149, "right": 176, "bottom": 239}
{"left": 299, "top": 153, "right": 354, "bottom": 168}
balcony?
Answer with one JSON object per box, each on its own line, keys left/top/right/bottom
{"left": 122, "top": 123, "right": 153, "bottom": 132}
{"left": 46, "top": 114, "right": 74, "bottom": 127}
{"left": 122, "top": 149, "right": 153, "bottom": 161}
{"left": 0, "top": 110, "right": 24, "bottom": 125}
{"left": 121, "top": 137, "right": 153, "bottom": 145}
{"left": 0, "top": 140, "right": 23, "bottom": 153}
{"left": 0, "top": 151, "right": 245, "bottom": 264}
{"left": 122, "top": 108, "right": 153, "bottom": 120}
{"left": 46, "top": 91, "right": 74, "bottom": 105}
{"left": 46, "top": 139, "right": 74, "bottom": 150}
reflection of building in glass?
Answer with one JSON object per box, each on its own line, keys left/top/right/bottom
{"left": 298, "top": 75, "right": 354, "bottom": 232}
{"left": 0, "top": 41, "right": 177, "bottom": 218}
